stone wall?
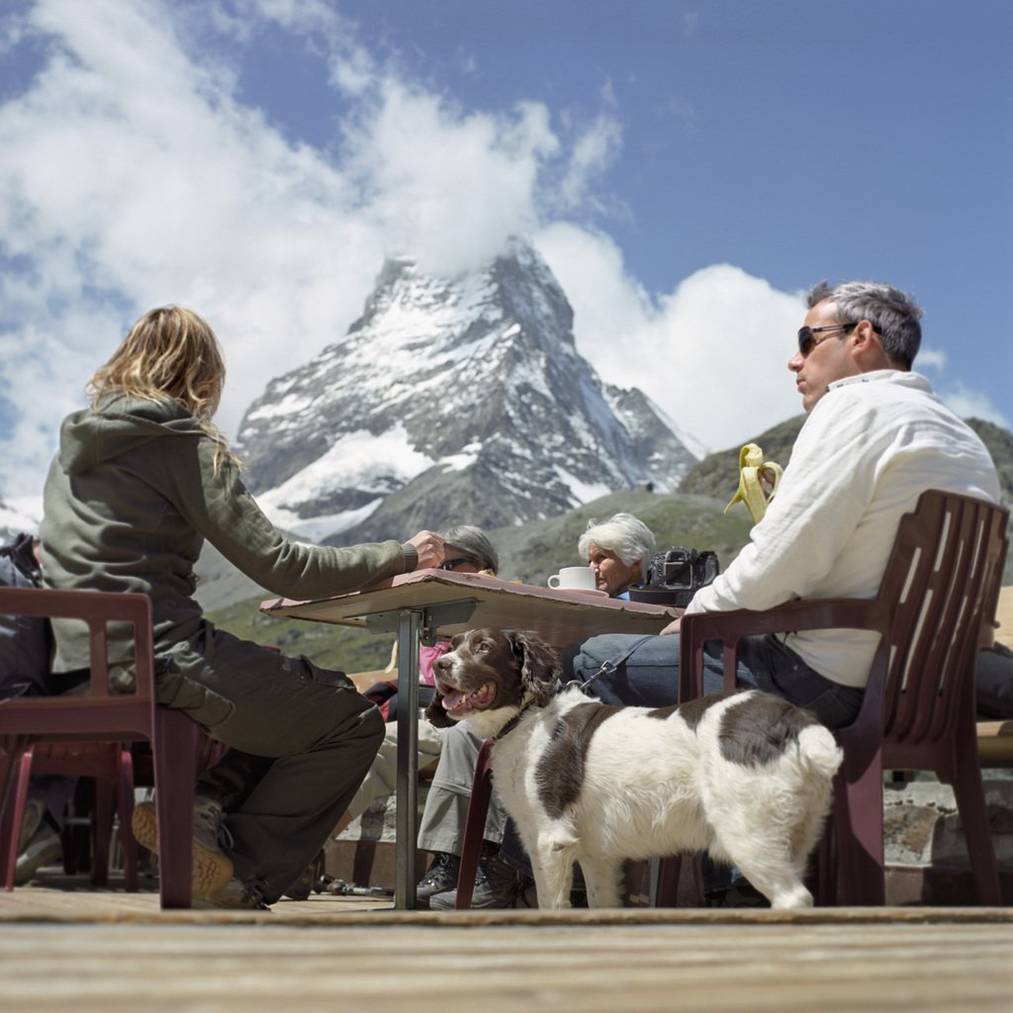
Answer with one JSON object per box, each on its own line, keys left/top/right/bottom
{"left": 885, "top": 770, "right": 1013, "bottom": 902}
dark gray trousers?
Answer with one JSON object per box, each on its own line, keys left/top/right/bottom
{"left": 155, "top": 624, "right": 384, "bottom": 903}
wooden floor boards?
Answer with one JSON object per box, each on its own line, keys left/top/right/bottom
{"left": 1, "top": 886, "right": 1012, "bottom": 1010}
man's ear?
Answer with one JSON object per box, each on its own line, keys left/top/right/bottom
{"left": 851, "top": 319, "right": 892, "bottom": 369}
{"left": 425, "top": 692, "right": 456, "bottom": 728}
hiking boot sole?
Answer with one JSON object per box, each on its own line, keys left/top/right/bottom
{"left": 131, "top": 801, "right": 234, "bottom": 901}
{"left": 429, "top": 887, "right": 518, "bottom": 910}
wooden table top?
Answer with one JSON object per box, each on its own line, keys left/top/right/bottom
{"left": 260, "top": 569, "right": 678, "bottom": 649}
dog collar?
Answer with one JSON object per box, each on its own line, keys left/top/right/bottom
{"left": 492, "top": 702, "right": 532, "bottom": 742}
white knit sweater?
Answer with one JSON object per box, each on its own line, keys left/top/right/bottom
{"left": 686, "top": 370, "right": 1001, "bottom": 688}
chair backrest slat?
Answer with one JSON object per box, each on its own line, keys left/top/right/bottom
{"left": 880, "top": 492, "right": 1007, "bottom": 747}
{"left": 89, "top": 621, "right": 110, "bottom": 697}
{"left": 909, "top": 498, "right": 975, "bottom": 741}
{"left": 880, "top": 499, "right": 938, "bottom": 724}
{"left": 927, "top": 499, "right": 993, "bottom": 742}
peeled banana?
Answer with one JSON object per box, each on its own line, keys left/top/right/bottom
{"left": 723, "top": 443, "right": 783, "bottom": 524}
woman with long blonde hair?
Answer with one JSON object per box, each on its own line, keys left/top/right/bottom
{"left": 40, "top": 306, "right": 445, "bottom": 909}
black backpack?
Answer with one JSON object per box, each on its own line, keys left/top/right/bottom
{"left": 0, "top": 532, "right": 52, "bottom": 698}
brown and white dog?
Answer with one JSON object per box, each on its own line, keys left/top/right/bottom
{"left": 426, "top": 628, "right": 843, "bottom": 910}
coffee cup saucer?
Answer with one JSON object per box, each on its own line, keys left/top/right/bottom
{"left": 555, "top": 587, "right": 609, "bottom": 597}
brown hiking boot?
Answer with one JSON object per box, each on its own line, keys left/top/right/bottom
{"left": 131, "top": 796, "right": 234, "bottom": 901}
{"left": 197, "top": 877, "right": 272, "bottom": 911}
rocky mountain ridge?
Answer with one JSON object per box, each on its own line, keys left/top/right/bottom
{"left": 235, "top": 238, "right": 699, "bottom": 545}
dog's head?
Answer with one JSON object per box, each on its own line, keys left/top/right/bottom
{"left": 425, "top": 628, "right": 560, "bottom": 734}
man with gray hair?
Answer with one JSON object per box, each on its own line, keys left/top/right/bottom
{"left": 567, "top": 279, "right": 1000, "bottom": 731}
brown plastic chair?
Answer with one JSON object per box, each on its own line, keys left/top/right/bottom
{"left": 3, "top": 729, "right": 227, "bottom": 890}
{"left": 665, "top": 489, "right": 1008, "bottom": 906}
{"left": 0, "top": 587, "right": 200, "bottom": 908}
{"left": 455, "top": 740, "right": 495, "bottom": 909}
{"left": 2, "top": 740, "right": 140, "bottom": 889}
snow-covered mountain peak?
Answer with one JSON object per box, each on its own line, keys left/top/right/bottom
{"left": 236, "top": 238, "right": 698, "bottom": 543}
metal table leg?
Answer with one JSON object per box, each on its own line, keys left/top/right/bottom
{"left": 394, "top": 608, "right": 421, "bottom": 909}
{"left": 359, "top": 597, "right": 476, "bottom": 911}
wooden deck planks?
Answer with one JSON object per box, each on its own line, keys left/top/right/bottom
{"left": 2, "top": 922, "right": 1012, "bottom": 1011}
{"left": 2, "top": 889, "right": 1013, "bottom": 1011}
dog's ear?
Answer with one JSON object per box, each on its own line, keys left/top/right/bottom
{"left": 506, "top": 630, "right": 560, "bottom": 707}
{"left": 425, "top": 691, "right": 456, "bottom": 728}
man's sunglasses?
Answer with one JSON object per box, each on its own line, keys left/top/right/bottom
{"left": 797, "top": 320, "right": 880, "bottom": 357}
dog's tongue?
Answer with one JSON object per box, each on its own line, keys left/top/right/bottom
{"left": 441, "top": 690, "right": 466, "bottom": 712}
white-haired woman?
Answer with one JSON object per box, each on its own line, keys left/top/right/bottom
{"left": 578, "top": 512, "right": 656, "bottom": 598}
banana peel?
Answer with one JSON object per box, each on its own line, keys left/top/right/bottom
{"left": 724, "top": 443, "right": 783, "bottom": 524}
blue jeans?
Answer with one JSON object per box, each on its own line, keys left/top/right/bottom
{"left": 975, "top": 644, "right": 1013, "bottom": 719}
{"left": 566, "top": 632, "right": 863, "bottom": 730}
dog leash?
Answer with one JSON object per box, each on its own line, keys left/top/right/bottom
{"left": 568, "top": 635, "right": 656, "bottom": 694}
{"left": 496, "top": 635, "right": 658, "bottom": 741}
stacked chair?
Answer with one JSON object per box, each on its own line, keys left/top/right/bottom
{"left": 0, "top": 587, "right": 202, "bottom": 908}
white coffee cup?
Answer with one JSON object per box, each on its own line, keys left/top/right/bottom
{"left": 547, "top": 566, "right": 596, "bottom": 591}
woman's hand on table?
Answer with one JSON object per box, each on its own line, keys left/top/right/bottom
{"left": 660, "top": 616, "right": 682, "bottom": 636}
{"left": 407, "top": 530, "right": 446, "bottom": 569}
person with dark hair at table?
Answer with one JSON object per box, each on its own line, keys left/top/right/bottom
{"left": 335, "top": 526, "right": 500, "bottom": 828}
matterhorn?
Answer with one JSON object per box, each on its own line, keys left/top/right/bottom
{"left": 236, "top": 237, "right": 699, "bottom": 544}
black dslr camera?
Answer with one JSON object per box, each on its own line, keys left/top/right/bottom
{"left": 628, "top": 547, "right": 720, "bottom": 607}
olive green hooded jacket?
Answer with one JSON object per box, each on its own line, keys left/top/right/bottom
{"left": 39, "top": 395, "right": 415, "bottom": 671}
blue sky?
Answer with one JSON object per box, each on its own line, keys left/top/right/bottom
{"left": 230, "top": 0, "right": 1013, "bottom": 305}
{"left": 0, "top": 0, "right": 1010, "bottom": 509}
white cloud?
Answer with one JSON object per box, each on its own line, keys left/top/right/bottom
{"left": 208, "top": 0, "right": 347, "bottom": 47}
{"left": 0, "top": 0, "right": 391, "bottom": 497}
{"left": 0, "top": 0, "right": 578, "bottom": 497}
{"left": 915, "top": 346, "right": 947, "bottom": 371}
{"left": 6, "top": 0, "right": 999, "bottom": 509}
{"left": 342, "top": 82, "right": 559, "bottom": 275}
{"left": 0, "top": 8, "right": 28, "bottom": 53}
{"left": 558, "top": 114, "right": 623, "bottom": 210}
{"left": 535, "top": 225, "right": 1010, "bottom": 453}
{"left": 535, "top": 223, "right": 805, "bottom": 452}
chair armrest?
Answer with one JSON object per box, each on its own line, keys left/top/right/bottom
{"left": 679, "top": 597, "right": 880, "bottom": 700}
